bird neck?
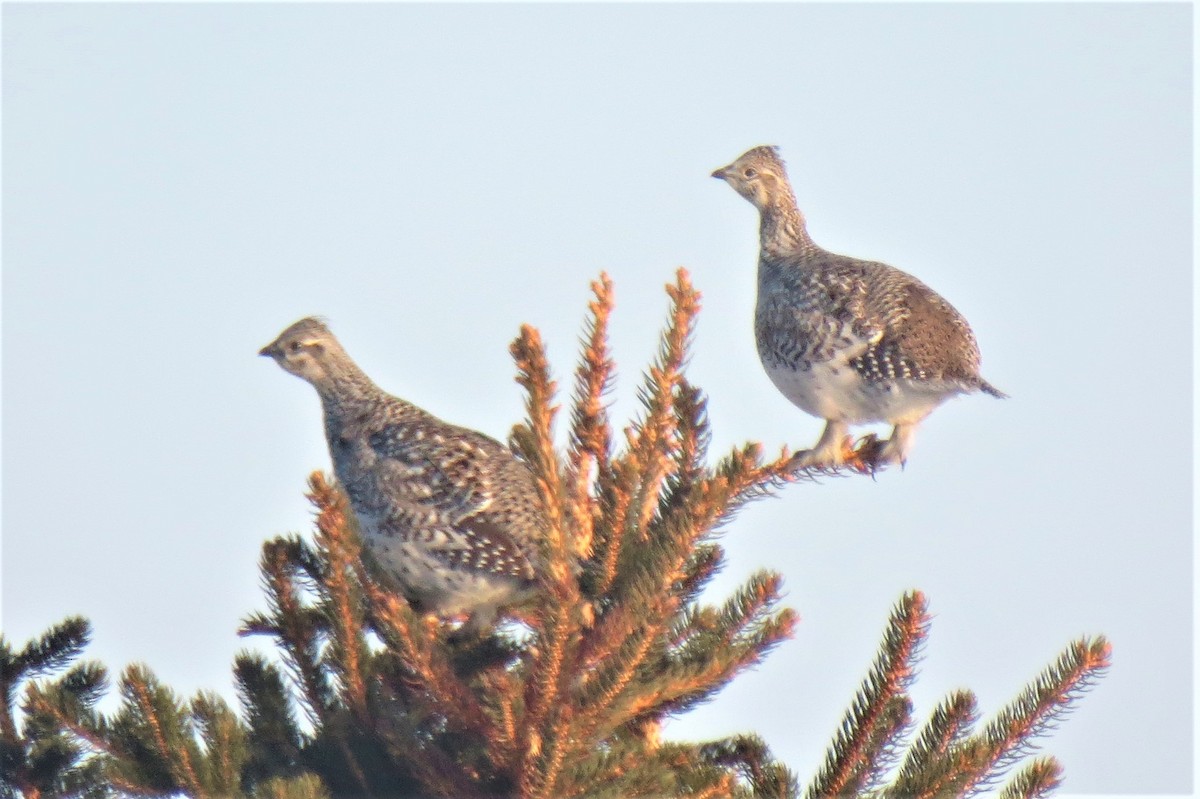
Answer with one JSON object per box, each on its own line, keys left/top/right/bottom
{"left": 314, "top": 359, "right": 385, "bottom": 423}
{"left": 759, "top": 194, "right": 817, "bottom": 259}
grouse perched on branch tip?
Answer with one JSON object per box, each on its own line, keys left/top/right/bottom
{"left": 712, "top": 145, "right": 1005, "bottom": 468}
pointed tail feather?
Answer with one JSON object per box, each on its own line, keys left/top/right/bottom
{"left": 980, "top": 380, "right": 1008, "bottom": 399}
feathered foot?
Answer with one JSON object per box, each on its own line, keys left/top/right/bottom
{"left": 788, "top": 420, "right": 890, "bottom": 475}
{"left": 787, "top": 420, "right": 848, "bottom": 470}
{"left": 787, "top": 419, "right": 892, "bottom": 475}
{"left": 447, "top": 605, "right": 498, "bottom": 643}
{"left": 872, "top": 422, "right": 917, "bottom": 469}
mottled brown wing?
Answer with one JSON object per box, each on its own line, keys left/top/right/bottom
{"left": 430, "top": 513, "right": 539, "bottom": 581}
{"left": 859, "top": 264, "right": 983, "bottom": 384}
{"left": 368, "top": 422, "right": 542, "bottom": 579}
{"left": 367, "top": 423, "right": 498, "bottom": 510}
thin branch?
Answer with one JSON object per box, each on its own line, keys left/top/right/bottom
{"left": 564, "top": 272, "right": 616, "bottom": 561}
{"left": 807, "top": 592, "right": 930, "bottom": 799}
{"left": 997, "top": 757, "right": 1063, "bottom": 799}
{"left": 305, "top": 473, "right": 369, "bottom": 718}
{"left": 366, "top": 586, "right": 483, "bottom": 730}
{"left": 884, "top": 689, "right": 978, "bottom": 799}
{"left": 122, "top": 665, "right": 204, "bottom": 797}
{"left": 955, "top": 637, "right": 1110, "bottom": 797}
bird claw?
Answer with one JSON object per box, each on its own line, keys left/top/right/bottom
{"left": 845, "top": 434, "right": 887, "bottom": 474}
{"left": 788, "top": 433, "right": 885, "bottom": 474}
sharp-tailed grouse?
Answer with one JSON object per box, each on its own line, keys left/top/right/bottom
{"left": 712, "top": 145, "right": 1005, "bottom": 467}
{"left": 260, "top": 317, "right": 546, "bottom": 631}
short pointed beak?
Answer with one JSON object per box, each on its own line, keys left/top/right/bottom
{"left": 711, "top": 167, "right": 729, "bottom": 180}
{"left": 258, "top": 343, "right": 280, "bottom": 358}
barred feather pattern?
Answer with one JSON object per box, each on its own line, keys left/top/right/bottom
{"left": 715, "top": 146, "right": 1004, "bottom": 436}
{"left": 261, "top": 317, "right": 545, "bottom": 627}
{"left": 758, "top": 256, "right": 983, "bottom": 385}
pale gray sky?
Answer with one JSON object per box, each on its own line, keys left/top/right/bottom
{"left": 2, "top": 3, "right": 1192, "bottom": 795}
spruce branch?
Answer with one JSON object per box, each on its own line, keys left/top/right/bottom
{"left": 883, "top": 689, "right": 978, "bottom": 799}
{"left": 475, "top": 667, "right": 520, "bottom": 759}
{"left": 807, "top": 591, "right": 930, "bottom": 799}
{"left": 506, "top": 268, "right": 814, "bottom": 797}
{"left": 368, "top": 709, "right": 485, "bottom": 799}
{"left": 10, "top": 618, "right": 92, "bottom": 685}
{"left": 509, "top": 324, "right": 583, "bottom": 791}
{"left": 365, "top": 587, "right": 482, "bottom": 731}
{"left": 22, "top": 700, "right": 108, "bottom": 765}
{"left": 677, "top": 543, "right": 725, "bottom": 609}
{"left": 698, "top": 734, "right": 800, "bottom": 798}
{"left": 508, "top": 324, "right": 567, "bottom": 577}
{"left": 233, "top": 652, "right": 304, "bottom": 787}
{"left": 24, "top": 670, "right": 124, "bottom": 774}
{"left": 249, "top": 773, "right": 330, "bottom": 799}
{"left": 564, "top": 271, "right": 617, "bottom": 561}
{"left": 366, "top": 670, "right": 488, "bottom": 799}
{"left": 950, "top": 637, "right": 1110, "bottom": 797}
{"left": 2, "top": 621, "right": 112, "bottom": 799}
{"left": 238, "top": 519, "right": 382, "bottom": 798}
{"left": 241, "top": 536, "right": 335, "bottom": 727}
{"left": 562, "top": 739, "right": 738, "bottom": 799}
{"left": 2, "top": 622, "right": 64, "bottom": 745}
{"left": 853, "top": 695, "right": 912, "bottom": 795}
{"left": 557, "top": 741, "right": 651, "bottom": 798}
{"left": 190, "top": 691, "right": 247, "bottom": 796}
{"left": 668, "top": 379, "right": 711, "bottom": 501}
{"left": 304, "top": 473, "right": 370, "bottom": 719}
{"left": 106, "top": 664, "right": 206, "bottom": 796}
{"left": 28, "top": 660, "right": 208, "bottom": 799}
{"left": 622, "top": 269, "right": 701, "bottom": 537}
{"left": 648, "top": 572, "right": 796, "bottom": 719}
{"left": 590, "top": 458, "right": 636, "bottom": 598}
{"left": 570, "top": 622, "right": 657, "bottom": 735}
{"left": 573, "top": 593, "right": 650, "bottom": 692}
{"left": 996, "top": 757, "right": 1063, "bottom": 799}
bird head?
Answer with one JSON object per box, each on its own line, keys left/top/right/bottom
{"left": 711, "top": 145, "right": 791, "bottom": 211}
{"left": 259, "top": 316, "right": 343, "bottom": 385}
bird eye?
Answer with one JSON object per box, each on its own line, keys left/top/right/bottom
{"left": 743, "top": 168, "right": 758, "bottom": 178}
{"left": 288, "top": 341, "right": 303, "bottom": 353}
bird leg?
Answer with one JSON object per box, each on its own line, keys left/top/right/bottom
{"left": 876, "top": 422, "right": 917, "bottom": 467}
{"left": 790, "top": 420, "right": 851, "bottom": 469}
{"left": 448, "top": 605, "right": 498, "bottom": 642}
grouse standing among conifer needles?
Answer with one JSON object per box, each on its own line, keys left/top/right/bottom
{"left": 260, "top": 317, "right": 546, "bottom": 632}
{"left": 712, "top": 146, "right": 1005, "bottom": 468}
